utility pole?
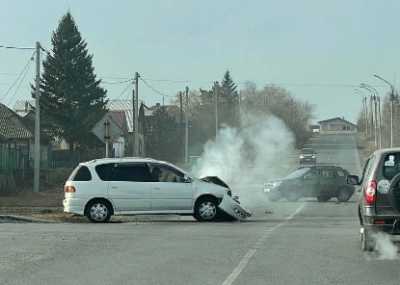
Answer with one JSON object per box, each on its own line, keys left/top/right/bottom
{"left": 179, "top": 92, "right": 184, "bottom": 162}
{"left": 185, "top": 86, "right": 189, "bottom": 165}
{"left": 374, "top": 95, "right": 378, "bottom": 148}
{"left": 373, "top": 74, "right": 397, "bottom": 147}
{"left": 214, "top": 82, "right": 219, "bottom": 138}
{"left": 131, "top": 87, "right": 135, "bottom": 156}
{"left": 104, "top": 120, "right": 110, "bottom": 158}
{"left": 33, "top": 42, "right": 41, "bottom": 193}
{"left": 134, "top": 72, "right": 139, "bottom": 156}
{"left": 378, "top": 96, "right": 382, "bottom": 148}
{"left": 238, "top": 90, "right": 242, "bottom": 125}
{"left": 363, "top": 97, "right": 368, "bottom": 137}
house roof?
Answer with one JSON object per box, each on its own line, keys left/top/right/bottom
{"left": 318, "top": 117, "right": 357, "bottom": 127}
{"left": 0, "top": 103, "right": 32, "bottom": 140}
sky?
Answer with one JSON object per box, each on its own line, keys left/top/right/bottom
{"left": 1, "top": 0, "right": 400, "bottom": 122}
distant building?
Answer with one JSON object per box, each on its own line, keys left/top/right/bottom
{"left": 318, "top": 117, "right": 357, "bottom": 134}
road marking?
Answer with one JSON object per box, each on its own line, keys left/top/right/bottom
{"left": 221, "top": 204, "right": 305, "bottom": 285}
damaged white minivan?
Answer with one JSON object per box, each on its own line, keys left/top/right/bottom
{"left": 63, "top": 158, "right": 251, "bottom": 222}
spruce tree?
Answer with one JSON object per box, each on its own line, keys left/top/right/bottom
{"left": 220, "top": 70, "right": 238, "bottom": 102}
{"left": 37, "top": 12, "right": 107, "bottom": 150}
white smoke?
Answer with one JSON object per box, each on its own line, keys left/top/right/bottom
{"left": 192, "top": 115, "right": 296, "bottom": 208}
{"left": 373, "top": 232, "right": 399, "bottom": 260}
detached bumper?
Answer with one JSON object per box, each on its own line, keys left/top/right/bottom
{"left": 218, "top": 194, "right": 252, "bottom": 220}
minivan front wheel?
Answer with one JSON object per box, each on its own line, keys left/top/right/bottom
{"left": 86, "top": 200, "right": 112, "bottom": 223}
{"left": 194, "top": 197, "right": 218, "bottom": 222}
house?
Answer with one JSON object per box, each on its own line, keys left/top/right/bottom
{"left": 0, "top": 103, "right": 33, "bottom": 173}
{"left": 318, "top": 117, "right": 357, "bottom": 134}
{"left": 107, "top": 100, "right": 147, "bottom": 156}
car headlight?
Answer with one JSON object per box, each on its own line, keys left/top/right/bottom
{"left": 300, "top": 155, "right": 304, "bottom": 159}
{"left": 264, "top": 181, "right": 281, "bottom": 192}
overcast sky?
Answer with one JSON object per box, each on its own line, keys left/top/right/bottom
{"left": 1, "top": 0, "right": 400, "bottom": 122}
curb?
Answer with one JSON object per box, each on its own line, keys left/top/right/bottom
{"left": 0, "top": 215, "right": 55, "bottom": 223}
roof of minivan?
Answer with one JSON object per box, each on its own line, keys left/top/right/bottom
{"left": 81, "top": 157, "right": 161, "bottom": 165}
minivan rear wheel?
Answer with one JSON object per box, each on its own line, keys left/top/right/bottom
{"left": 86, "top": 200, "right": 112, "bottom": 223}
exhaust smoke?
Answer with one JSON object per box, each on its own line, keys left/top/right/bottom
{"left": 192, "top": 115, "right": 296, "bottom": 208}
{"left": 372, "top": 232, "right": 399, "bottom": 260}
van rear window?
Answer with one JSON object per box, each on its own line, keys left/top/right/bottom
{"left": 73, "top": 166, "right": 92, "bottom": 181}
{"left": 383, "top": 153, "right": 400, "bottom": 180}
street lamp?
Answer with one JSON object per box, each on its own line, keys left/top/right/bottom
{"left": 373, "top": 74, "right": 398, "bottom": 147}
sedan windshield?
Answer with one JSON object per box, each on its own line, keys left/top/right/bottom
{"left": 284, "top": 168, "right": 310, "bottom": 179}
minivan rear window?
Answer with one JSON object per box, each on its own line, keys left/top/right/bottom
{"left": 73, "top": 166, "right": 92, "bottom": 181}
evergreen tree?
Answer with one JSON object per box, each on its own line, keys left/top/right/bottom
{"left": 220, "top": 70, "right": 238, "bottom": 102}
{"left": 36, "top": 12, "right": 107, "bottom": 150}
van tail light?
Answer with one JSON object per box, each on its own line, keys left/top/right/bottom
{"left": 364, "top": 180, "right": 377, "bottom": 205}
{"left": 64, "top": 186, "right": 76, "bottom": 193}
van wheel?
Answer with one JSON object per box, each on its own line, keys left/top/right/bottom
{"left": 85, "top": 200, "right": 112, "bottom": 223}
{"left": 194, "top": 197, "right": 219, "bottom": 222}
{"left": 337, "top": 188, "right": 352, "bottom": 202}
{"left": 361, "top": 229, "right": 375, "bottom": 251}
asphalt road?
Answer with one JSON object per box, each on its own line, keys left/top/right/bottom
{"left": 1, "top": 133, "right": 399, "bottom": 285}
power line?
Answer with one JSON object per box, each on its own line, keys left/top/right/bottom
{"left": 140, "top": 77, "right": 175, "bottom": 98}
{"left": 1, "top": 51, "right": 35, "bottom": 102}
{"left": 114, "top": 81, "right": 133, "bottom": 101}
{"left": 0, "top": 45, "right": 35, "bottom": 50}
{"left": 7, "top": 57, "right": 34, "bottom": 106}
{"left": 102, "top": 79, "right": 133, "bottom": 85}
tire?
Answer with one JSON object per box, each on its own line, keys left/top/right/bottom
{"left": 285, "top": 191, "right": 300, "bottom": 202}
{"left": 85, "top": 199, "right": 112, "bottom": 223}
{"left": 361, "top": 228, "right": 375, "bottom": 252}
{"left": 337, "top": 188, "right": 352, "bottom": 202}
{"left": 194, "top": 196, "right": 219, "bottom": 222}
{"left": 317, "top": 195, "right": 330, "bottom": 202}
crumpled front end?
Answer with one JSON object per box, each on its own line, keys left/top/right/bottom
{"left": 218, "top": 194, "right": 252, "bottom": 220}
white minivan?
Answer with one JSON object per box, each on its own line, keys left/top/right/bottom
{"left": 63, "top": 157, "right": 251, "bottom": 222}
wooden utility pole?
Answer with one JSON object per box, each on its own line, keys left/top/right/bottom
{"left": 185, "top": 86, "right": 189, "bottom": 164}
{"left": 33, "top": 42, "right": 41, "bottom": 193}
{"left": 134, "top": 72, "right": 139, "bottom": 156}
{"left": 214, "top": 82, "right": 219, "bottom": 138}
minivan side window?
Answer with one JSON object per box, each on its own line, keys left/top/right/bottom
{"left": 383, "top": 153, "right": 400, "bottom": 180}
{"left": 149, "top": 164, "right": 185, "bottom": 183}
{"left": 112, "top": 163, "right": 153, "bottom": 182}
{"left": 95, "top": 163, "right": 115, "bottom": 181}
{"left": 73, "top": 166, "right": 92, "bottom": 181}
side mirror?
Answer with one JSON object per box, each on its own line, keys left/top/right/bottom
{"left": 183, "top": 176, "right": 192, "bottom": 183}
{"left": 346, "top": 175, "right": 360, "bottom": 186}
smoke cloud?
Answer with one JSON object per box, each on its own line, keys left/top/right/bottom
{"left": 192, "top": 115, "right": 296, "bottom": 208}
{"left": 373, "top": 232, "right": 399, "bottom": 260}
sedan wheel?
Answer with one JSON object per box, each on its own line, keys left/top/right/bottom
{"left": 337, "top": 188, "right": 352, "bottom": 202}
{"left": 194, "top": 198, "right": 218, "bottom": 222}
{"left": 86, "top": 201, "right": 111, "bottom": 223}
